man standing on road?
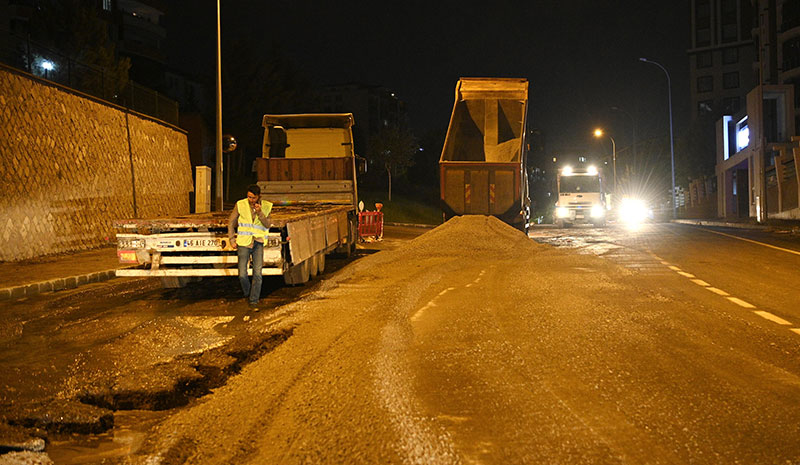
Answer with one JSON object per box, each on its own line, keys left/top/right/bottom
{"left": 228, "top": 184, "right": 272, "bottom": 309}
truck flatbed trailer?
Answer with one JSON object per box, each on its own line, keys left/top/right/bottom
{"left": 114, "top": 113, "right": 361, "bottom": 287}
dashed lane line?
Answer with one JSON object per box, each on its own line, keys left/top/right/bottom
{"left": 727, "top": 297, "right": 756, "bottom": 309}
{"left": 698, "top": 227, "right": 800, "bottom": 257}
{"left": 652, "top": 253, "right": 797, "bottom": 336}
{"left": 706, "top": 287, "right": 730, "bottom": 296}
{"left": 753, "top": 311, "right": 793, "bottom": 326}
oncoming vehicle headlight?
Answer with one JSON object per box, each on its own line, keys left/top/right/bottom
{"left": 618, "top": 198, "right": 649, "bottom": 225}
{"left": 590, "top": 205, "right": 605, "bottom": 218}
{"left": 556, "top": 207, "right": 570, "bottom": 218}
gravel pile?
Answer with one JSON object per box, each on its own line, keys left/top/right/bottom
{"left": 396, "top": 215, "right": 539, "bottom": 259}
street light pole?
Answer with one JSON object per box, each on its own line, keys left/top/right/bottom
{"left": 215, "top": 0, "right": 224, "bottom": 212}
{"left": 593, "top": 129, "right": 617, "bottom": 193}
{"left": 639, "top": 57, "right": 676, "bottom": 219}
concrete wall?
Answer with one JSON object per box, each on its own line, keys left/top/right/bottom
{"left": 0, "top": 65, "right": 192, "bottom": 262}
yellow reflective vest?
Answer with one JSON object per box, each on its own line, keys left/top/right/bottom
{"left": 236, "top": 198, "right": 272, "bottom": 247}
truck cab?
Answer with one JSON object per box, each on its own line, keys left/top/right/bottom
{"left": 554, "top": 165, "right": 608, "bottom": 227}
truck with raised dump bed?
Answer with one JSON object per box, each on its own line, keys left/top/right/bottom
{"left": 115, "top": 113, "right": 359, "bottom": 287}
{"left": 439, "top": 77, "right": 531, "bottom": 231}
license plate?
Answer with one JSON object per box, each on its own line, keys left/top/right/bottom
{"left": 182, "top": 238, "right": 221, "bottom": 248}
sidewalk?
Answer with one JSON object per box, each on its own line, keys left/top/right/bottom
{"left": 0, "top": 246, "right": 125, "bottom": 301}
{"left": 671, "top": 217, "right": 800, "bottom": 232}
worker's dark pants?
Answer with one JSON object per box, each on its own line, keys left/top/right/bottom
{"left": 237, "top": 241, "right": 263, "bottom": 304}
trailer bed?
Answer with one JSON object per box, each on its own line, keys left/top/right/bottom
{"left": 113, "top": 203, "right": 353, "bottom": 233}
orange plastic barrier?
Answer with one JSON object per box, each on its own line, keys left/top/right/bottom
{"left": 358, "top": 211, "right": 384, "bottom": 241}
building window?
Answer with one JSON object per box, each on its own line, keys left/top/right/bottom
{"left": 103, "top": 0, "right": 112, "bottom": 11}
{"left": 722, "top": 97, "right": 740, "bottom": 114}
{"left": 723, "top": 72, "right": 739, "bottom": 89}
{"left": 722, "top": 48, "right": 739, "bottom": 64}
{"left": 697, "top": 51, "right": 712, "bottom": 68}
{"left": 697, "top": 76, "right": 713, "bottom": 93}
{"left": 696, "top": 28, "right": 711, "bottom": 47}
{"left": 783, "top": 36, "right": 800, "bottom": 71}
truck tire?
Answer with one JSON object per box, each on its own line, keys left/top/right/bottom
{"left": 284, "top": 260, "right": 310, "bottom": 285}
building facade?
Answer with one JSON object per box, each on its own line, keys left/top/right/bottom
{"left": 711, "top": 0, "right": 800, "bottom": 220}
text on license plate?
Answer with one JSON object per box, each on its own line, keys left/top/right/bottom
{"left": 183, "top": 239, "right": 221, "bottom": 247}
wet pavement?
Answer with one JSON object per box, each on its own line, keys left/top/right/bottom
{"left": 0, "top": 226, "right": 426, "bottom": 464}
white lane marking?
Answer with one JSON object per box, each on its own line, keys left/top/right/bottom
{"left": 727, "top": 297, "right": 756, "bottom": 308}
{"left": 410, "top": 301, "right": 437, "bottom": 322}
{"left": 465, "top": 283, "right": 473, "bottom": 288}
{"left": 677, "top": 271, "right": 696, "bottom": 278}
{"left": 753, "top": 311, "right": 793, "bottom": 326}
{"left": 699, "top": 228, "right": 800, "bottom": 256}
{"left": 791, "top": 328, "right": 800, "bottom": 336}
{"left": 668, "top": 265, "right": 682, "bottom": 271}
{"left": 660, "top": 261, "right": 671, "bottom": 265}
{"left": 706, "top": 287, "right": 730, "bottom": 296}
{"left": 438, "top": 287, "right": 456, "bottom": 296}
{"left": 690, "top": 279, "right": 711, "bottom": 286}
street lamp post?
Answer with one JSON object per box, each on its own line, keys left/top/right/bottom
{"left": 639, "top": 57, "right": 676, "bottom": 219}
{"left": 215, "top": 0, "right": 224, "bottom": 212}
{"left": 593, "top": 129, "right": 616, "bottom": 193}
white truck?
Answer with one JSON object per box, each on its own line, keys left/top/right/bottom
{"left": 553, "top": 164, "right": 609, "bottom": 227}
{"left": 115, "top": 113, "right": 360, "bottom": 287}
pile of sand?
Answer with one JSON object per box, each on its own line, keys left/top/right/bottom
{"left": 389, "top": 215, "right": 539, "bottom": 260}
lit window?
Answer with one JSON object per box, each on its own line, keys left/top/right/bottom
{"left": 103, "top": 0, "right": 111, "bottom": 11}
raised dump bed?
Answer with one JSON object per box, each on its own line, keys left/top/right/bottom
{"left": 439, "top": 78, "right": 530, "bottom": 231}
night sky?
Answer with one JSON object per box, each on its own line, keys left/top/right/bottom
{"left": 167, "top": 1, "right": 690, "bottom": 157}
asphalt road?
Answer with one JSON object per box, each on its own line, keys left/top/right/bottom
{"left": 129, "top": 219, "right": 800, "bottom": 464}
{"left": 3, "top": 220, "right": 800, "bottom": 464}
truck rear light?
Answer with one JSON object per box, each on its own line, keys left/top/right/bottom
{"left": 118, "top": 250, "right": 138, "bottom": 263}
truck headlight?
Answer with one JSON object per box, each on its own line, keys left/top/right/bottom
{"left": 556, "top": 207, "right": 570, "bottom": 218}
{"left": 590, "top": 205, "right": 605, "bottom": 218}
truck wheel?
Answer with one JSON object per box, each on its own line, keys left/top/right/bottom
{"left": 284, "top": 260, "right": 310, "bottom": 285}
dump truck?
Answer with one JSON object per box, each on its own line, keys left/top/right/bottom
{"left": 115, "top": 113, "right": 359, "bottom": 287}
{"left": 553, "top": 164, "right": 609, "bottom": 227}
{"left": 439, "top": 77, "right": 531, "bottom": 231}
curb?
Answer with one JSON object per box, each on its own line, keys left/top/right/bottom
{"left": 0, "top": 269, "right": 120, "bottom": 302}
{"left": 671, "top": 219, "right": 771, "bottom": 230}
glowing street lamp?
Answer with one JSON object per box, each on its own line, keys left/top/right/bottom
{"left": 41, "top": 60, "right": 54, "bottom": 79}
{"left": 593, "top": 128, "right": 616, "bottom": 192}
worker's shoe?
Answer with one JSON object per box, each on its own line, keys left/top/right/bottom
{"left": 248, "top": 301, "right": 259, "bottom": 312}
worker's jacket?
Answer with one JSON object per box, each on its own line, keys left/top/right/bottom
{"left": 236, "top": 198, "right": 272, "bottom": 247}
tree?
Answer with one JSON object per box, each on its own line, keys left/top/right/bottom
{"left": 367, "top": 126, "right": 419, "bottom": 201}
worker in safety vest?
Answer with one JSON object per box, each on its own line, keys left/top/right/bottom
{"left": 228, "top": 184, "right": 272, "bottom": 308}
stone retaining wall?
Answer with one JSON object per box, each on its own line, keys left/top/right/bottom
{"left": 0, "top": 65, "right": 192, "bottom": 261}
